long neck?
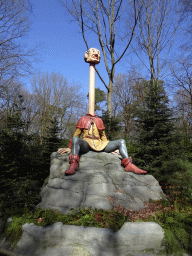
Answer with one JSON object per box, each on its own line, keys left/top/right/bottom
{"left": 88, "top": 63, "right": 95, "bottom": 116}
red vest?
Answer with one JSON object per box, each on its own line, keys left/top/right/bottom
{"left": 75, "top": 113, "right": 105, "bottom": 130}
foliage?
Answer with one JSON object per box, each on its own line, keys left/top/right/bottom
{"left": 0, "top": 108, "right": 63, "bottom": 218}
{"left": 2, "top": 205, "right": 127, "bottom": 246}
{"left": 3, "top": 217, "right": 24, "bottom": 246}
{"left": 110, "top": 195, "right": 192, "bottom": 255}
{"left": 159, "top": 159, "right": 192, "bottom": 203}
{"left": 133, "top": 80, "right": 180, "bottom": 174}
{"left": 42, "top": 117, "right": 62, "bottom": 158}
{"left": 123, "top": 136, "right": 140, "bottom": 158}
{"left": 2, "top": 191, "right": 192, "bottom": 255}
{"left": 163, "top": 212, "right": 192, "bottom": 255}
{"left": 100, "top": 110, "right": 122, "bottom": 140}
{"left": 146, "top": 209, "right": 192, "bottom": 255}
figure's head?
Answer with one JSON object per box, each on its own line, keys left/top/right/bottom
{"left": 84, "top": 48, "right": 101, "bottom": 64}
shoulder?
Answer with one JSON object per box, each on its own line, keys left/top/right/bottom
{"left": 75, "top": 116, "right": 91, "bottom": 129}
{"left": 94, "top": 117, "right": 105, "bottom": 130}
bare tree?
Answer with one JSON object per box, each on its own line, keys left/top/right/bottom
{"left": 178, "top": 0, "right": 192, "bottom": 52}
{"left": 171, "top": 56, "right": 192, "bottom": 131}
{"left": 113, "top": 71, "right": 138, "bottom": 136}
{"left": 0, "top": 74, "right": 85, "bottom": 141}
{"left": 30, "top": 71, "right": 86, "bottom": 142}
{"left": 112, "top": 67, "right": 149, "bottom": 137}
{"left": 0, "top": 0, "right": 37, "bottom": 88}
{"left": 59, "top": 0, "right": 143, "bottom": 115}
{"left": 0, "top": 79, "right": 25, "bottom": 133}
{"left": 129, "top": 0, "right": 181, "bottom": 82}
{"left": 180, "top": 0, "right": 192, "bottom": 12}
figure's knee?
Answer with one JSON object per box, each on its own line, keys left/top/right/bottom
{"left": 72, "top": 137, "right": 80, "bottom": 144}
{"left": 119, "top": 139, "right": 126, "bottom": 146}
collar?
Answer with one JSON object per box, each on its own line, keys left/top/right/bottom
{"left": 86, "top": 113, "right": 97, "bottom": 117}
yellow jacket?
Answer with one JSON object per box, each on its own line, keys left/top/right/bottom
{"left": 73, "top": 121, "right": 109, "bottom": 151}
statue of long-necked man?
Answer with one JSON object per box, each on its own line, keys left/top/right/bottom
{"left": 58, "top": 112, "right": 147, "bottom": 176}
{"left": 58, "top": 48, "right": 147, "bottom": 176}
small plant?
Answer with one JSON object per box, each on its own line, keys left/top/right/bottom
{"left": 2, "top": 178, "right": 192, "bottom": 255}
{"left": 1, "top": 204, "right": 129, "bottom": 247}
{"left": 3, "top": 217, "right": 24, "bottom": 246}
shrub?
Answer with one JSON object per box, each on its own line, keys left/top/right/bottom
{"left": 162, "top": 211, "right": 192, "bottom": 255}
{"left": 158, "top": 159, "right": 192, "bottom": 204}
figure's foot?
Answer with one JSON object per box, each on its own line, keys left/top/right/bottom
{"left": 65, "top": 154, "right": 80, "bottom": 176}
{"left": 121, "top": 157, "right": 147, "bottom": 174}
{"left": 65, "top": 166, "right": 76, "bottom": 175}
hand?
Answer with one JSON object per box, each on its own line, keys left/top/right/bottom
{"left": 57, "top": 148, "right": 71, "bottom": 155}
{"left": 111, "top": 149, "right": 120, "bottom": 155}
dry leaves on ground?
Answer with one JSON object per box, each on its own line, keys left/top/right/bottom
{"left": 107, "top": 195, "right": 174, "bottom": 221}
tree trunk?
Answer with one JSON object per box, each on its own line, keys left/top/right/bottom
{"left": 107, "top": 79, "right": 112, "bottom": 116}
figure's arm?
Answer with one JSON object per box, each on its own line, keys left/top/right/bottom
{"left": 99, "top": 130, "right": 108, "bottom": 141}
{"left": 57, "top": 128, "right": 82, "bottom": 154}
{"left": 73, "top": 128, "right": 82, "bottom": 138}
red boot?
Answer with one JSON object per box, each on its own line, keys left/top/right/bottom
{"left": 65, "top": 154, "right": 80, "bottom": 176}
{"left": 121, "top": 157, "right": 147, "bottom": 174}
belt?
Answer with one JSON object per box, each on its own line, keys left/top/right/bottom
{"left": 85, "top": 135, "right": 100, "bottom": 140}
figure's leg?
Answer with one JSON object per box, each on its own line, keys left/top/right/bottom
{"left": 65, "top": 137, "right": 91, "bottom": 176}
{"left": 104, "top": 139, "right": 147, "bottom": 174}
{"left": 71, "top": 137, "right": 91, "bottom": 156}
{"left": 103, "top": 139, "right": 128, "bottom": 159}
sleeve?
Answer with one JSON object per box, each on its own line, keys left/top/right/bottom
{"left": 99, "top": 130, "right": 108, "bottom": 141}
{"left": 68, "top": 140, "right": 72, "bottom": 149}
{"left": 73, "top": 128, "right": 82, "bottom": 138}
{"left": 67, "top": 128, "right": 83, "bottom": 149}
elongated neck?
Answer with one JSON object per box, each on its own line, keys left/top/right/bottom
{"left": 88, "top": 63, "right": 95, "bottom": 116}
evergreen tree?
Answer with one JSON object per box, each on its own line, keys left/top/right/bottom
{"left": 101, "top": 111, "right": 121, "bottom": 140}
{"left": 134, "top": 80, "right": 179, "bottom": 174}
{"left": 0, "top": 94, "right": 54, "bottom": 214}
{"left": 43, "top": 116, "right": 61, "bottom": 156}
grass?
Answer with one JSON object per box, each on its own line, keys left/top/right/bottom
{"left": 0, "top": 183, "right": 191, "bottom": 256}
{"left": 1, "top": 204, "right": 127, "bottom": 247}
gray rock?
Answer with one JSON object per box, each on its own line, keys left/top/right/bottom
{"left": 36, "top": 151, "right": 166, "bottom": 215}
{"left": 13, "top": 221, "right": 166, "bottom": 256}
{"left": 7, "top": 217, "right": 13, "bottom": 223}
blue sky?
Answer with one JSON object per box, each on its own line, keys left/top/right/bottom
{"left": 22, "top": 0, "right": 186, "bottom": 103}
{"left": 23, "top": 0, "right": 133, "bottom": 97}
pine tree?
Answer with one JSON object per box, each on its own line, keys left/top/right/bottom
{"left": 134, "top": 80, "right": 177, "bottom": 173}
{"left": 101, "top": 110, "right": 121, "bottom": 140}
{"left": 43, "top": 116, "right": 61, "bottom": 155}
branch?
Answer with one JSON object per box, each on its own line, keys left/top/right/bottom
{"left": 95, "top": 0, "right": 111, "bottom": 76}
{"left": 80, "top": 0, "right": 89, "bottom": 50}
{"left": 95, "top": 66, "right": 108, "bottom": 90}
{"left": 114, "top": 0, "right": 131, "bottom": 21}
{"left": 114, "top": 0, "right": 143, "bottom": 65}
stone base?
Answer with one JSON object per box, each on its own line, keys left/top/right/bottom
{"left": 36, "top": 152, "right": 166, "bottom": 215}
{"left": 10, "top": 222, "right": 166, "bottom": 256}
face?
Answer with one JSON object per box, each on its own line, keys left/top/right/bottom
{"left": 84, "top": 48, "right": 101, "bottom": 64}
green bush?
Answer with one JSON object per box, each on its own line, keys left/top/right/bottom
{"left": 0, "top": 178, "right": 41, "bottom": 217}
{"left": 161, "top": 211, "right": 192, "bottom": 255}
{"left": 4, "top": 217, "right": 24, "bottom": 246}
{"left": 157, "top": 159, "right": 192, "bottom": 203}
{"left": 2, "top": 205, "right": 128, "bottom": 246}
